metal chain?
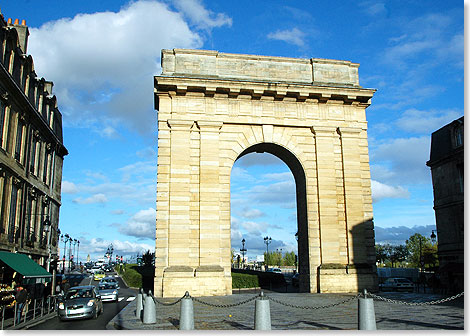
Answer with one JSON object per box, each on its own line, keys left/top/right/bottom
{"left": 192, "top": 295, "right": 257, "bottom": 308}
{"left": 368, "top": 292, "right": 464, "bottom": 306}
{"left": 152, "top": 294, "right": 186, "bottom": 306}
{"left": 266, "top": 293, "right": 361, "bottom": 310}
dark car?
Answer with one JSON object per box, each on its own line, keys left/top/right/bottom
{"left": 292, "top": 273, "right": 299, "bottom": 287}
{"left": 57, "top": 285, "right": 103, "bottom": 321}
{"left": 379, "top": 277, "right": 414, "bottom": 292}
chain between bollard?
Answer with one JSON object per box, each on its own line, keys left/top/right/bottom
{"left": 191, "top": 294, "right": 258, "bottom": 308}
{"left": 368, "top": 291, "right": 464, "bottom": 306}
{"left": 266, "top": 293, "right": 361, "bottom": 310}
{"left": 152, "top": 293, "right": 186, "bottom": 306}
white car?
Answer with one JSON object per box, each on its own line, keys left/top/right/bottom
{"left": 267, "top": 268, "right": 282, "bottom": 274}
{"left": 89, "top": 266, "right": 102, "bottom": 274}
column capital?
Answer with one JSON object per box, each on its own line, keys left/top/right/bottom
{"left": 311, "top": 126, "right": 337, "bottom": 137}
{"left": 167, "top": 119, "right": 194, "bottom": 130}
{"left": 197, "top": 121, "right": 223, "bottom": 131}
{"left": 337, "top": 127, "right": 362, "bottom": 137}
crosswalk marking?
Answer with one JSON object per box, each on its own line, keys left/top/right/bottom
{"left": 126, "top": 297, "right": 136, "bottom": 301}
{"left": 118, "top": 297, "right": 124, "bottom": 302}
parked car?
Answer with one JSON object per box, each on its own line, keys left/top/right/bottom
{"left": 99, "top": 276, "right": 119, "bottom": 288}
{"left": 93, "top": 270, "right": 106, "bottom": 281}
{"left": 57, "top": 285, "right": 103, "bottom": 321}
{"left": 379, "top": 277, "right": 414, "bottom": 292}
{"left": 98, "top": 282, "right": 119, "bottom": 302}
{"left": 267, "top": 268, "right": 282, "bottom": 274}
{"left": 292, "top": 273, "right": 299, "bottom": 287}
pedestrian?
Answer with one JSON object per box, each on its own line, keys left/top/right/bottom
{"left": 14, "top": 285, "right": 28, "bottom": 324}
{"left": 62, "top": 279, "right": 70, "bottom": 294}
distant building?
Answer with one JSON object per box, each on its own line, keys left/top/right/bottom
{"left": 0, "top": 14, "right": 68, "bottom": 276}
{"left": 426, "top": 116, "right": 463, "bottom": 293}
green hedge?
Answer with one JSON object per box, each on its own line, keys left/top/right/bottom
{"left": 232, "top": 272, "right": 259, "bottom": 289}
{"left": 118, "top": 264, "right": 154, "bottom": 290}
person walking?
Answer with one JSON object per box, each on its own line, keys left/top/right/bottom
{"left": 15, "top": 285, "right": 28, "bottom": 324}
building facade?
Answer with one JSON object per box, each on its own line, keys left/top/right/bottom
{"left": 426, "top": 116, "right": 464, "bottom": 293}
{"left": 0, "top": 15, "right": 67, "bottom": 273}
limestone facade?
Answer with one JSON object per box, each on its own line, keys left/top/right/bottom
{"left": 0, "top": 16, "right": 67, "bottom": 269}
{"left": 154, "top": 49, "right": 377, "bottom": 297}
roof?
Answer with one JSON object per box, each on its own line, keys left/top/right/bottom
{"left": 0, "top": 251, "right": 51, "bottom": 280}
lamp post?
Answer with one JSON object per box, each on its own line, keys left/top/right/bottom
{"left": 63, "top": 234, "right": 69, "bottom": 273}
{"left": 77, "top": 240, "right": 80, "bottom": 269}
{"left": 263, "top": 236, "right": 271, "bottom": 271}
{"left": 240, "top": 238, "right": 247, "bottom": 269}
{"left": 430, "top": 230, "right": 438, "bottom": 244}
{"left": 43, "top": 216, "right": 51, "bottom": 271}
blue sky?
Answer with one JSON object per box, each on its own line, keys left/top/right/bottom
{"left": 2, "top": 1, "right": 463, "bottom": 261}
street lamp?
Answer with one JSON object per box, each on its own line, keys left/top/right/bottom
{"left": 240, "top": 238, "right": 247, "bottom": 268}
{"left": 77, "top": 240, "right": 80, "bottom": 268}
{"left": 263, "top": 236, "right": 271, "bottom": 271}
{"left": 43, "top": 216, "right": 51, "bottom": 272}
{"left": 430, "top": 230, "right": 438, "bottom": 244}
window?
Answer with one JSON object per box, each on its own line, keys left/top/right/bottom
{"left": 0, "top": 101, "right": 5, "bottom": 147}
{"left": 30, "top": 133, "right": 37, "bottom": 174}
{"left": 0, "top": 174, "right": 6, "bottom": 234}
{"left": 8, "top": 182, "right": 19, "bottom": 242}
{"left": 14, "top": 119, "right": 24, "bottom": 162}
{"left": 457, "top": 163, "right": 464, "bottom": 193}
{"left": 454, "top": 124, "right": 463, "bottom": 148}
{"left": 43, "top": 151, "right": 49, "bottom": 184}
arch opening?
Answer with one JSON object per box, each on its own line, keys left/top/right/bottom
{"left": 231, "top": 142, "right": 310, "bottom": 292}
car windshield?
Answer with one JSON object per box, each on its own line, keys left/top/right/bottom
{"left": 99, "top": 283, "right": 117, "bottom": 290}
{"left": 102, "top": 278, "right": 116, "bottom": 283}
{"left": 66, "top": 289, "right": 93, "bottom": 300}
{"left": 396, "top": 279, "right": 411, "bottom": 283}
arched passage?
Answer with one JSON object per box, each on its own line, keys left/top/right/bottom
{"left": 234, "top": 143, "right": 310, "bottom": 291}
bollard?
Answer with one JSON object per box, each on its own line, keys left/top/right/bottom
{"left": 142, "top": 293, "right": 157, "bottom": 324}
{"left": 179, "top": 292, "right": 195, "bottom": 330}
{"left": 254, "top": 291, "right": 271, "bottom": 330}
{"left": 136, "top": 290, "right": 143, "bottom": 319}
{"left": 358, "top": 289, "right": 377, "bottom": 330}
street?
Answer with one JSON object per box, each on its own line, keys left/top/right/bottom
{"left": 30, "top": 272, "right": 137, "bottom": 330}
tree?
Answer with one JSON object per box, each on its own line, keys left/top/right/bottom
{"left": 284, "top": 251, "right": 296, "bottom": 266}
{"left": 375, "top": 244, "right": 388, "bottom": 265}
{"left": 405, "top": 233, "right": 437, "bottom": 269}
{"left": 142, "top": 250, "right": 155, "bottom": 267}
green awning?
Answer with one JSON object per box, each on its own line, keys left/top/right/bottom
{"left": 0, "top": 251, "right": 52, "bottom": 284}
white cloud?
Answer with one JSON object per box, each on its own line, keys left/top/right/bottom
{"left": 395, "top": 108, "right": 461, "bottom": 134}
{"left": 267, "top": 28, "right": 306, "bottom": 47}
{"left": 360, "top": 1, "right": 387, "bottom": 16}
{"left": 371, "top": 136, "right": 431, "bottom": 184}
{"left": 250, "top": 180, "right": 296, "bottom": 208}
{"left": 261, "top": 172, "right": 293, "bottom": 182}
{"left": 119, "top": 208, "right": 156, "bottom": 239}
{"left": 83, "top": 237, "right": 154, "bottom": 256}
{"left": 101, "top": 126, "right": 119, "bottom": 139}
{"left": 73, "top": 193, "right": 108, "bottom": 204}
{"left": 27, "top": 0, "right": 215, "bottom": 134}
{"left": 241, "top": 208, "right": 265, "bottom": 219}
{"left": 171, "top": 0, "right": 232, "bottom": 30}
{"left": 371, "top": 180, "right": 409, "bottom": 202}
{"left": 61, "top": 181, "right": 78, "bottom": 194}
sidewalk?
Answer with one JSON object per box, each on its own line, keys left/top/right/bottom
{"left": 106, "top": 292, "right": 464, "bottom": 330}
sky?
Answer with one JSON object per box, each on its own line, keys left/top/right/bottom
{"left": 1, "top": 0, "right": 464, "bottom": 261}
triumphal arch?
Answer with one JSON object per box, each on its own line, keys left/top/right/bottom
{"left": 154, "top": 49, "right": 378, "bottom": 297}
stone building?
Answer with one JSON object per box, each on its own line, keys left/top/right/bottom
{"left": 0, "top": 15, "right": 67, "bottom": 273}
{"left": 426, "top": 116, "right": 464, "bottom": 293}
{"left": 154, "top": 49, "right": 377, "bottom": 297}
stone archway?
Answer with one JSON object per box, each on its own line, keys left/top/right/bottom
{"left": 154, "top": 49, "right": 378, "bottom": 297}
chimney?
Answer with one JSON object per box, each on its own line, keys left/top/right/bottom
{"left": 7, "top": 18, "right": 29, "bottom": 53}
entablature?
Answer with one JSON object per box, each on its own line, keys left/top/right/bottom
{"left": 154, "top": 76, "right": 375, "bottom": 110}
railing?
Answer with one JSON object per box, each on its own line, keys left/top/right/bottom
{"left": 1, "top": 295, "right": 59, "bottom": 330}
